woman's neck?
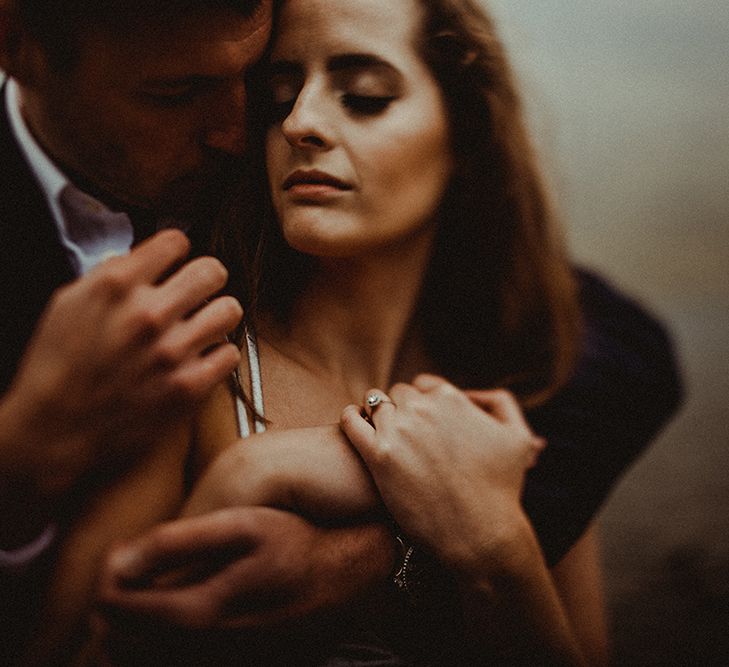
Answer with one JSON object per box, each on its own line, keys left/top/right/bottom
{"left": 260, "top": 229, "right": 435, "bottom": 401}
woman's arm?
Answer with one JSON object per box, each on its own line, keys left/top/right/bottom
{"left": 340, "top": 374, "right": 589, "bottom": 665}
{"left": 182, "top": 424, "right": 382, "bottom": 522}
{"left": 552, "top": 524, "right": 610, "bottom": 665}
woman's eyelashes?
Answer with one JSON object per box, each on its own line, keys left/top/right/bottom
{"left": 341, "top": 93, "right": 396, "bottom": 115}
{"left": 269, "top": 92, "right": 396, "bottom": 122}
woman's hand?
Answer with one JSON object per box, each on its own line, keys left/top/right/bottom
{"left": 341, "top": 375, "right": 586, "bottom": 664}
{"left": 340, "top": 374, "right": 545, "bottom": 576}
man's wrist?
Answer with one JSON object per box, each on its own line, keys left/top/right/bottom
{"left": 0, "top": 396, "right": 65, "bottom": 548}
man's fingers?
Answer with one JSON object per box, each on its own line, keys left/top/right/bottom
{"left": 165, "top": 343, "right": 241, "bottom": 403}
{"left": 156, "top": 296, "right": 242, "bottom": 363}
{"left": 99, "top": 582, "right": 222, "bottom": 630}
{"left": 156, "top": 256, "right": 230, "bottom": 321}
{"left": 101, "top": 549, "right": 291, "bottom": 628}
{"left": 101, "top": 510, "right": 259, "bottom": 585}
{"left": 99, "top": 557, "right": 293, "bottom": 631}
{"left": 121, "top": 229, "right": 192, "bottom": 284}
{"left": 98, "top": 515, "right": 302, "bottom": 630}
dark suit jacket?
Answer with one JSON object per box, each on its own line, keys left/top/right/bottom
{"left": 525, "top": 269, "right": 683, "bottom": 565}
{"left": 0, "top": 83, "right": 75, "bottom": 395}
{"left": 0, "top": 83, "right": 77, "bottom": 664}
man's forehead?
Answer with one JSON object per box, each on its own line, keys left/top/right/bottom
{"left": 87, "top": 3, "right": 272, "bottom": 78}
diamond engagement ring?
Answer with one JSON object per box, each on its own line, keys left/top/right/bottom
{"left": 366, "top": 393, "right": 395, "bottom": 410}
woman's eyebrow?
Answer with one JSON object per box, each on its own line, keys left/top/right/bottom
{"left": 327, "top": 53, "right": 401, "bottom": 77}
{"left": 268, "top": 54, "right": 403, "bottom": 89}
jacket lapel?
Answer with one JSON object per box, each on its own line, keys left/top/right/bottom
{"left": 0, "top": 82, "right": 76, "bottom": 392}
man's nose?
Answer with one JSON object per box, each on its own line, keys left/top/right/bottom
{"left": 204, "top": 79, "right": 247, "bottom": 155}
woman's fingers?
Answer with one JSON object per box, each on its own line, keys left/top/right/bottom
{"left": 362, "top": 388, "right": 396, "bottom": 418}
{"left": 411, "top": 373, "right": 449, "bottom": 392}
{"left": 339, "top": 404, "right": 377, "bottom": 456}
{"left": 465, "top": 388, "right": 546, "bottom": 465}
{"left": 527, "top": 436, "right": 548, "bottom": 468}
{"left": 466, "top": 388, "right": 528, "bottom": 427}
{"left": 341, "top": 389, "right": 403, "bottom": 470}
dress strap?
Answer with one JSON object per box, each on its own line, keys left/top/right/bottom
{"left": 234, "top": 322, "right": 266, "bottom": 438}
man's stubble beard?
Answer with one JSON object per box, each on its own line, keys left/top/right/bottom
{"left": 152, "top": 153, "right": 249, "bottom": 257}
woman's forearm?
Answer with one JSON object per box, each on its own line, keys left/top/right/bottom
{"left": 184, "top": 425, "right": 381, "bottom": 521}
{"left": 454, "top": 514, "right": 586, "bottom": 665}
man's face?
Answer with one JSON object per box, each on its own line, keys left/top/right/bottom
{"left": 22, "top": 3, "right": 272, "bottom": 214}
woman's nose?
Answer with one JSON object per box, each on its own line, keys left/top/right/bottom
{"left": 280, "top": 86, "right": 333, "bottom": 150}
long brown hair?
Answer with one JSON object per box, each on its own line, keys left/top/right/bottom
{"left": 214, "top": 0, "right": 581, "bottom": 405}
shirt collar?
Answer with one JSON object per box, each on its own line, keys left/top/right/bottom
{"left": 4, "top": 79, "right": 136, "bottom": 275}
{"left": 5, "top": 78, "right": 69, "bottom": 225}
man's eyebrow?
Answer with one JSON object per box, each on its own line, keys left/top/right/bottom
{"left": 140, "top": 75, "right": 218, "bottom": 88}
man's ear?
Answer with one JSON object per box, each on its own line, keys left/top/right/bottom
{"left": 0, "top": 4, "right": 48, "bottom": 86}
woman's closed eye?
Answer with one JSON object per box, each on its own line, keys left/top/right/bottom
{"left": 341, "top": 94, "right": 396, "bottom": 116}
{"left": 269, "top": 92, "right": 396, "bottom": 123}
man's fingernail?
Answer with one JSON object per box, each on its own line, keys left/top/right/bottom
{"left": 109, "top": 547, "right": 144, "bottom": 580}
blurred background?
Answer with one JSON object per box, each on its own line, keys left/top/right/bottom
{"left": 485, "top": 1, "right": 728, "bottom": 663}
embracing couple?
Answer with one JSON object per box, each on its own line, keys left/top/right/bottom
{"left": 0, "top": 0, "right": 681, "bottom": 664}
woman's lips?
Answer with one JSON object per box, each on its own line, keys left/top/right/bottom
{"left": 283, "top": 170, "right": 353, "bottom": 200}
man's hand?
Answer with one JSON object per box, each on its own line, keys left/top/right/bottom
{"left": 0, "top": 230, "right": 242, "bottom": 544}
{"left": 95, "top": 507, "right": 394, "bottom": 657}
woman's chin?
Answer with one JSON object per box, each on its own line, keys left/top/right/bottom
{"left": 282, "top": 222, "right": 364, "bottom": 259}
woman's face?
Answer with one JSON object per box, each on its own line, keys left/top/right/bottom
{"left": 266, "top": 0, "right": 454, "bottom": 259}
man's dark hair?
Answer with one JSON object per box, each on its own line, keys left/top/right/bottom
{"left": 14, "top": 0, "right": 264, "bottom": 69}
